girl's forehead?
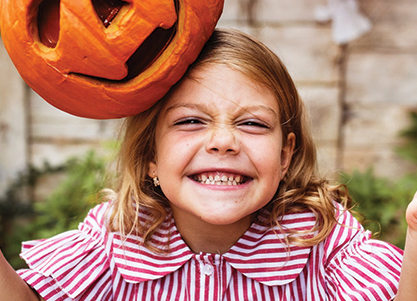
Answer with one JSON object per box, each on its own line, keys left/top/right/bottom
{"left": 162, "top": 64, "right": 279, "bottom": 114}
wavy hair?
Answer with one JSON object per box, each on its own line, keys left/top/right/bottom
{"left": 107, "top": 28, "right": 351, "bottom": 250}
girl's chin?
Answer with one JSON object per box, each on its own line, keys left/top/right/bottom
{"left": 196, "top": 210, "right": 255, "bottom": 226}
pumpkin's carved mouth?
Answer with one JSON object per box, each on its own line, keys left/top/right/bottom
{"left": 37, "top": 0, "right": 179, "bottom": 82}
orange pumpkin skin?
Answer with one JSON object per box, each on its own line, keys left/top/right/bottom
{"left": 0, "top": 0, "right": 224, "bottom": 119}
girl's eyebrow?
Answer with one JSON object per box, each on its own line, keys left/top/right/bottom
{"left": 245, "top": 105, "right": 278, "bottom": 118}
{"left": 164, "top": 103, "right": 209, "bottom": 115}
{"left": 164, "top": 103, "right": 278, "bottom": 118}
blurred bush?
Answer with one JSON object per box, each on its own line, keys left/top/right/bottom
{"left": 0, "top": 151, "right": 113, "bottom": 269}
{"left": 31, "top": 151, "right": 113, "bottom": 239}
{"left": 396, "top": 111, "right": 417, "bottom": 165}
{"left": 340, "top": 169, "right": 415, "bottom": 248}
{"left": 340, "top": 111, "right": 417, "bottom": 249}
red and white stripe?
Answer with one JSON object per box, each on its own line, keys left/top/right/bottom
{"left": 18, "top": 202, "right": 403, "bottom": 301}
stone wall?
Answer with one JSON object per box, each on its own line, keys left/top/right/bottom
{"left": 1, "top": 0, "right": 416, "bottom": 196}
{"left": 343, "top": 0, "right": 417, "bottom": 177}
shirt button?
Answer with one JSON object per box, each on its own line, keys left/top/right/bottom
{"left": 203, "top": 264, "right": 214, "bottom": 276}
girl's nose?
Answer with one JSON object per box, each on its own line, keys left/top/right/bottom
{"left": 205, "top": 126, "right": 240, "bottom": 155}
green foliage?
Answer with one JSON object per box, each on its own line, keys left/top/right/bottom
{"left": 0, "top": 151, "right": 113, "bottom": 269}
{"left": 30, "top": 151, "right": 112, "bottom": 239}
{"left": 340, "top": 111, "right": 417, "bottom": 249}
{"left": 0, "top": 164, "right": 65, "bottom": 268}
{"left": 397, "top": 111, "right": 417, "bottom": 164}
{"left": 340, "top": 169, "right": 414, "bottom": 249}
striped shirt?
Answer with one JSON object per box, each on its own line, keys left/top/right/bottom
{"left": 18, "top": 202, "right": 403, "bottom": 301}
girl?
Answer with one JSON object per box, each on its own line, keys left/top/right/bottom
{"left": 1, "top": 28, "right": 417, "bottom": 301}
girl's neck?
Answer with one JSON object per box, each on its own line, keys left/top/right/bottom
{"left": 171, "top": 205, "right": 255, "bottom": 254}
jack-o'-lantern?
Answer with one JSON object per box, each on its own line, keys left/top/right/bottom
{"left": 0, "top": 0, "right": 224, "bottom": 118}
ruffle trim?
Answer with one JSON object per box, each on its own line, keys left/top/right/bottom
{"left": 19, "top": 224, "right": 110, "bottom": 300}
{"left": 325, "top": 230, "right": 403, "bottom": 300}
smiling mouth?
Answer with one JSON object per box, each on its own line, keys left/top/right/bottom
{"left": 191, "top": 172, "right": 250, "bottom": 186}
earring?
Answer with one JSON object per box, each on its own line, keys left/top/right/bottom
{"left": 153, "top": 176, "right": 160, "bottom": 187}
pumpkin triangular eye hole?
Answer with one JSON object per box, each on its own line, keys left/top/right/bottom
{"left": 37, "top": 0, "right": 127, "bottom": 49}
{"left": 123, "top": 0, "right": 179, "bottom": 82}
{"left": 38, "top": 0, "right": 60, "bottom": 48}
{"left": 92, "top": 0, "right": 127, "bottom": 28}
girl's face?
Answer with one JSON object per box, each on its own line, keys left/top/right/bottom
{"left": 149, "top": 64, "right": 294, "bottom": 228}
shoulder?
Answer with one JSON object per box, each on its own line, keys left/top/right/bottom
{"left": 321, "top": 202, "right": 363, "bottom": 259}
{"left": 80, "top": 201, "right": 112, "bottom": 233}
{"left": 321, "top": 204, "right": 403, "bottom": 299}
{"left": 19, "top": 202, "right": 115, "bottom": 300}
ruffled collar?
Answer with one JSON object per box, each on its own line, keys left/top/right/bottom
{"left": 110, "top": 207, "right": 316, "bottom": 287}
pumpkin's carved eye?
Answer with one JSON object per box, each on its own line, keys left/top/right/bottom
{"left": 38, "top": 0, "right": 127, "bottom": 48}
{"left": 37, "top": 0, "right": 178, "bottom": 82}
{"left": 38, "top": 0, "right": 60, "bottom": 48}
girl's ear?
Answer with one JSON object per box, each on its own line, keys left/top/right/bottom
{"left": 148, "top": 161, "right": 158, "bottom": 178}
{"left": 280, "top": 133, "right": 295, "bottom": 178}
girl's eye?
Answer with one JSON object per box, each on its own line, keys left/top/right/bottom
{"left": 238, "top": 120, "right": 272, "bottom": 134}
{"left": 241, "top": 121, "right": 269, "bottom": 128}
{"left": 174, "top": 118, "right": 203, "bottom": 125}
{"left": 172, "top": 118, "right": 206, "bottom": 131}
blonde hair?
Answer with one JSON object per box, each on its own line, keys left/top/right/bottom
{"left": 107, "top": 28, "right": 351, "bottom": 250}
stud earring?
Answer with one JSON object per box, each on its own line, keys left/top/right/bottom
{"left": 153, "top": 176, "right": 160, "bottom": 187}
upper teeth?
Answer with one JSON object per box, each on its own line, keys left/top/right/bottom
{"left": 194, "top": 173, "right": 244, "bottom": 185}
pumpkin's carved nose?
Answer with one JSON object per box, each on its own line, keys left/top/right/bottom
{"left": 92, "top": 0, "right": 126, "bottom": 28}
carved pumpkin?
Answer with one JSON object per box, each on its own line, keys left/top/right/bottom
{"left": 0, "top": 0, "right": 224, "bottom": 118}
